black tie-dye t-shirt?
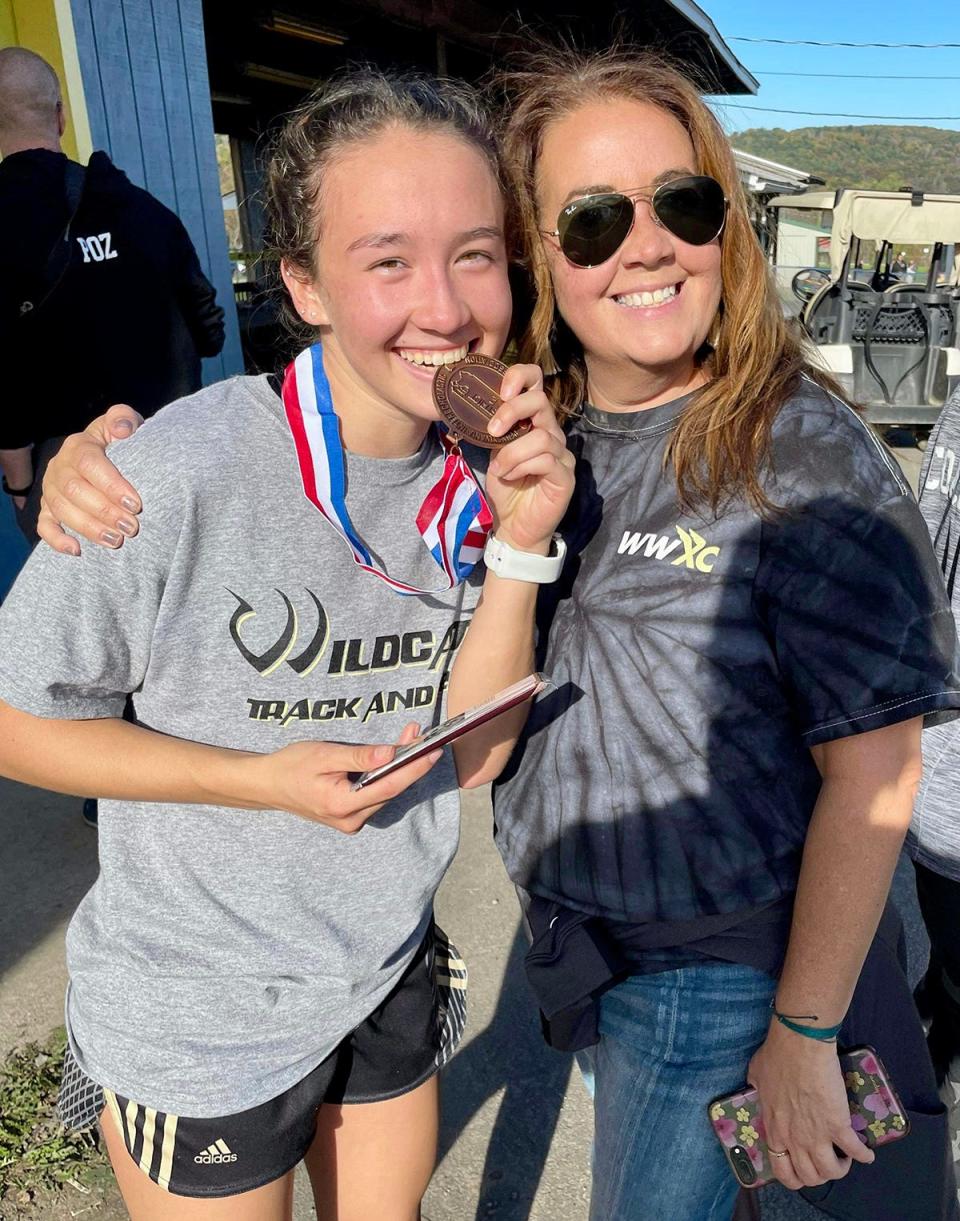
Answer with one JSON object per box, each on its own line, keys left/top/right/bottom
{"left": 494, "top": 378, "right": 960, "bottom": 932}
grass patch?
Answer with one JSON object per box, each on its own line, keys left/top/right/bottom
{"left": 0, "top": 1027, "right": 108, "bottom": 1207}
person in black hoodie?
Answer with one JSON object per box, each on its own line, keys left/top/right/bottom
{"left": 0, "top": 47, "right": 224, "bottom": 545}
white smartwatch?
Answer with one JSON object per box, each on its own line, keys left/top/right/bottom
{"left": 483, "top": 532, "right": 567, "bottom": 583}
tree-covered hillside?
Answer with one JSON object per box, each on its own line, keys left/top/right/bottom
{"left": 733, "top": 125, "right": 960, "bottom": 194}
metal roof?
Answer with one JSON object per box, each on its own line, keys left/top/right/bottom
{"left": 734, "top": 149, "right": 816, "bottom": 196}
{"left": 659, "top": 0, "right": 757, "bottom": 93}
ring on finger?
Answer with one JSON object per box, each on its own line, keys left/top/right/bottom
{"left": 768, "top": 1147, "right": 789, "bottom": 1159}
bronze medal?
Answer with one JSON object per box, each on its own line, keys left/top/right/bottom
{"left": 432, "top": 354, "right": 531, "bottom": 449}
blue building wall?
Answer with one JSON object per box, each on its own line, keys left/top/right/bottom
{"left": 0, "top": 494, "right": 28, "bottom": 600}
{"left": 69, "top": 0, "right": 243, "bottom": 382}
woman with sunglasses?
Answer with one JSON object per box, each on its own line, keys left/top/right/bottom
{"left": 0, "top": 69, "right": 574, "bottom": 1221}
{"left": 32, "top": 46, "right": 960, "bottom": 1220}
{"left": 487, "top": 48, "right": 959, "bottom": 1220}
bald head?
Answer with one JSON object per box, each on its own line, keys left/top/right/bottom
{"left": 0, "top": 47, "right": 64, "bottom": 156}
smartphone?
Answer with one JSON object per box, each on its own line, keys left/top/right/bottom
{"left": 351, "top": 672, "right": 551, "bottom": 790}
{"left": 708, "top": 1045, "right": 910, "bottom": 1190}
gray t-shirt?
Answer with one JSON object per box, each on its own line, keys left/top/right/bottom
{"left": 909, "top": 385, "right": 960, "bottom": 880}
{"left": 494, "top": 377, "right": 960, "bottom": 927}
{"left": 0, "top": 374, "right": 484, "bottom": 1116}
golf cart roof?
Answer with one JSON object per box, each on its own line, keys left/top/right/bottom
{"left": 828, "top": 191, "right": 960, "bottom": 280}
{"left": 771, "top": 189, "right": 960, "bottom": 281}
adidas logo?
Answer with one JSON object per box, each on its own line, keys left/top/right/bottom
{"left": 617, "top": 525, "right": 720, "bottom": 573}
{"left": 194, "top": 1138, "right": 238, "bottom": 1165}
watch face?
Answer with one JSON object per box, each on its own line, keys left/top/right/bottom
{"left": 433, "top": 355, "right": 531, "bottom": 449}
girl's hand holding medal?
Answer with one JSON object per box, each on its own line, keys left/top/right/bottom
{"left": 432, "top": 355, "right": 574, "bottom": 555}
{"left": 477, "top": 363, "right": 575, "bottom": 554}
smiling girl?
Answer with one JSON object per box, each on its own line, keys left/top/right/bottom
{"left": 0, "top": 70, "right": 573, "bottom": 1221}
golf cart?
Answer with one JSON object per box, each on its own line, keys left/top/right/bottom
{"left": 767, "top": 189, "right": 960, "bottom": 426}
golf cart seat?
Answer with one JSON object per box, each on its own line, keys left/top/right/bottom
{"left": 802, "top": 280, "right": 876, "bottom": 344}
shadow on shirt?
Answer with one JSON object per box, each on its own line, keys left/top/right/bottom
{"left": 442, "top": 475, "right": 960, "bottom": 1219}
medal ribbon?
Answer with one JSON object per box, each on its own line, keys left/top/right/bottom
{"left": 281, "top": 343, "right": 493, "bottom": 596}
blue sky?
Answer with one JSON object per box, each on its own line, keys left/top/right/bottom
{"left": 701, "top": 0, "right": 960, "bottom": 132}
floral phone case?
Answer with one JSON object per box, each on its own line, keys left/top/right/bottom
{"left": 707, "top": 1045, "right": 910, "bottom": 1189}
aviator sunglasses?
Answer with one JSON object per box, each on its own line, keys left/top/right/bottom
{"left": 542, "top": 175, "right": 728, "bottom": 268}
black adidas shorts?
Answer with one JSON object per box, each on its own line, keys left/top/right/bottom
{"left": 58, "top": 924, "right": 466, "bottom": 1198}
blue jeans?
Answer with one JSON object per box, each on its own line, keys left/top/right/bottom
{"left": 585, "top": 961, "right": 776, "bottom": 1221}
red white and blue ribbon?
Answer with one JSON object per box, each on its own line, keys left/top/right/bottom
{"left": 282, "top": 343, "right": 492, "bottom": 596}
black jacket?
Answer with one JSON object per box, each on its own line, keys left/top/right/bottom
{"left": 799, "top": 903, "right": 958, "bottom": 1221}
{"left": 0, "top": 149, "right": 225, "bottom": 447}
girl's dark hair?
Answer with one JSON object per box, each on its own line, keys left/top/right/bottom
{"left": 265, "top": 66, "right": 506, "bottom": 337}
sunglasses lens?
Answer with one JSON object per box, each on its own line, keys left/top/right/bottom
{"left": 558, "top": 194, "right": 634, "bottom": 267}
{"left": 654, "top": 176, "right": 726, "bottom": 245}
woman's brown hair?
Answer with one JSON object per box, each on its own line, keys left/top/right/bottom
{"left": 499, "top": 44, "right": 842, "bottom": 514}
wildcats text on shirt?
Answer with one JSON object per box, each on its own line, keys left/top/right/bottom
{"left": 228, "top": 586, "right": 466, "bottom": 725}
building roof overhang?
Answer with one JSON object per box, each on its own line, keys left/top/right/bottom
{"left": 734, "top": 149, "right": 819, "bottom": 196}
{"left": 342, "top": 0, "right": 757, "bottom": 95}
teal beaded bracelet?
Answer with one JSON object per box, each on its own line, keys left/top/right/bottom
{"left": 771, "top": 1004, "right": 842, "bottom": 1043}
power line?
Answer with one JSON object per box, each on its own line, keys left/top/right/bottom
{"left": 730, "top": 36, "right": 960, "bottom": 48}
{"left": 756, "top": 71, "right": 960, "bottom": 80}
{"left": 719, "top": 104, "right": 960, "bottom": 120}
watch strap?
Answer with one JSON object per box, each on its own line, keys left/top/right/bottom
{"left": 483, "top": 533, "right": 566, "bottom": 583}
{"left": 2, "top": 475, "right": 34, "bottom": 497}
